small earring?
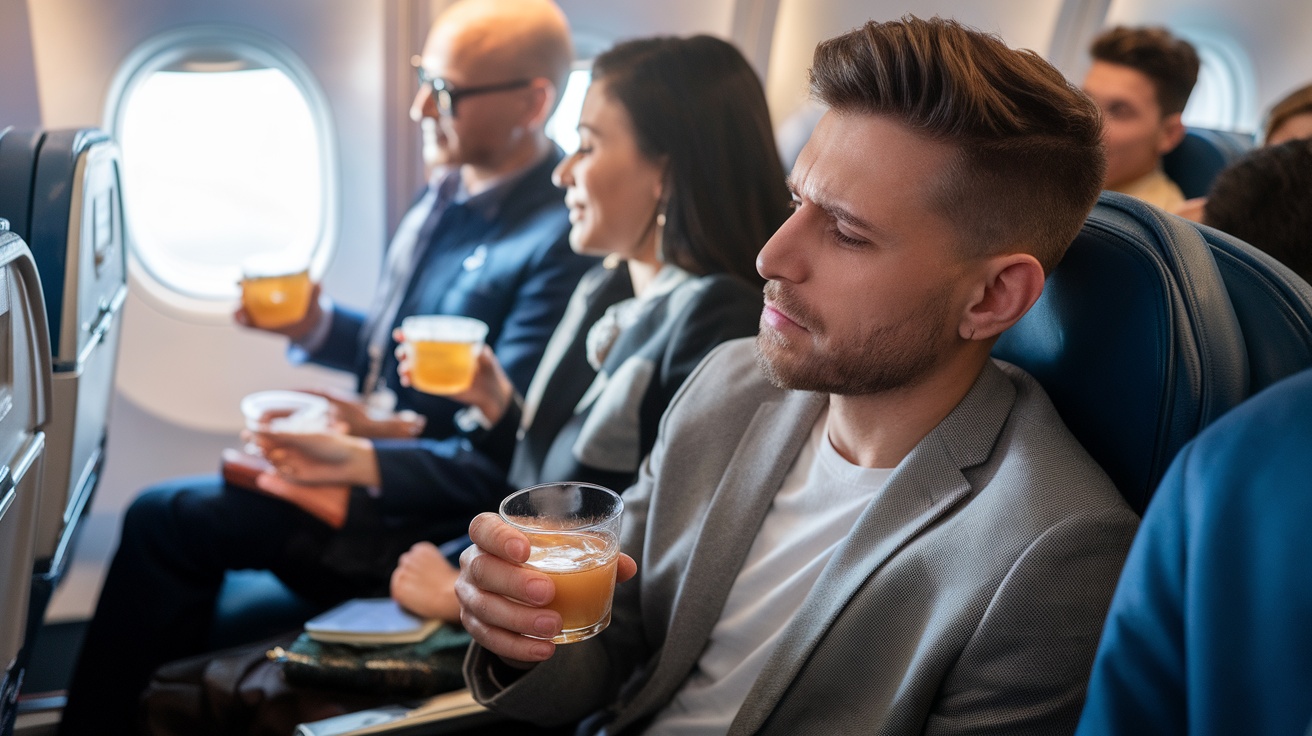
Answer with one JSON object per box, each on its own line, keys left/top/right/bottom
{"left": 655, "top": 211, "right": 667, "bottom": 263}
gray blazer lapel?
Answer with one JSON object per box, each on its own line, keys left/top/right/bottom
{"left": 613, "top": 389, "right": 828, "bottom": 730}
{"left": 730, "top": 362, "right": 1017, "bottom": 734}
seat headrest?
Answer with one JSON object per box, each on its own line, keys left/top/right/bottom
{"left": 1195, "top": 223, "right": 1312, "bottom": 393}
{"left": 1161, "top": 127, "right": 1256, "bottom": 199}
{"left": 993, "top": 192, "right": 1246, "bottom": 513}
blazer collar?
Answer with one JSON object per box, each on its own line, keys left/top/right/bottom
{"left": 729, "top": 360, "right": 1017, "bottom": 733}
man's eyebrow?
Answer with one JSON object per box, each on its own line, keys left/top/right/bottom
{"left": 786, "top": 175, "right": 880, "bottom": 234}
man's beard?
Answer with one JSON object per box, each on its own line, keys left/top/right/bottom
{"left": 754, "top": 281, "right": 954, "bottom": 396}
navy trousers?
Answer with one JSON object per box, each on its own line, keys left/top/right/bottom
{"left": 58, "top": 476, "right": 440, "bottom": 736}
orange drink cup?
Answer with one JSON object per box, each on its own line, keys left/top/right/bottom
{"left": 240, "top": 255, "right": 312, "bottom": 328}
{"left": 500, "top": 482, "right": 624, "bottom": 644}
{"left": 400, "top": 315, "right": 489, "bottom": 395}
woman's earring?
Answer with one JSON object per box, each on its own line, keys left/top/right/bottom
{"left": 655, "top": 210, "right": 667, "bottom": 263}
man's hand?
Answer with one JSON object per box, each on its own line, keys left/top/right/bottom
{"left": 455, "top": 514, "right": 637, "bottom": 666}
{"left": 391, "top": 542, "right": 461, "bottom": 622}
{"left": 235, "top": 282, "right": 324, "bottom": 341}
{"left": 252, "top": 473, "right": 351, "bottom": 529}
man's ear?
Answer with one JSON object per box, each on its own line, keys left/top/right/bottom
{"left": 1157, "top": 112, "right": 1187, "bottom": 155}
{"left": 524, "top": 78, "right": 557, "bottom": 128}
{"left": 958, "top": 253, "right": 1046, "bottom": 341}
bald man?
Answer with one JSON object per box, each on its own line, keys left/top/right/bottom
{"left": 60, "top": 3, "right": 592, "bottom": 734}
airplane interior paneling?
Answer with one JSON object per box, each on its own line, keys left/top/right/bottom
{"left": 1, "top": 0, "right": 1310, "bottom": 734}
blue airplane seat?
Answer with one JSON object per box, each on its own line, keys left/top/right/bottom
{"left": 993, "top": 192, "right": 1248, "bottom": 514}
{"left": 1195, "top": 222, "right": 1312, "bottom": 393}
{"left": 1161, "top": 127, "right": 1256, "bottom": 199}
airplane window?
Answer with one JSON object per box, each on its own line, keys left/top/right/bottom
{"left": 544, "top": 67, "right": 593, "bottom": 155}
{"left": 1180, "top": 32, "right": 1258, "bottom": 133}
{"left": 108, "top": 30, "right": 335, "bottom": 302}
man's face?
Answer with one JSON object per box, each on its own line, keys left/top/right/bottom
{"left": 1082, "top": 61, "right": 1180, "bottom": 189}
{"left": 409, "top": 26, "right": 532, "bottom": 170}
{"left": 755, "top": 112, "right": 977, "bottom": 396}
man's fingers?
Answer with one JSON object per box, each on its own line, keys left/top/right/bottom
{"left": 617, "top": 553, "right": 638, "bottom": 584}
{"left": 455, "top": 572, "right": 562, "bottom": 652}
{"left": 468, "top": 513, "right": 531, "bottom": 562}
{"left": 462, "top": 546, "right": 554, "bottom": 606}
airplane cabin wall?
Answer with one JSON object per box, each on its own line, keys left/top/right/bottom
{"left": 0, "top": 0, "right": 42, "bottom": 128}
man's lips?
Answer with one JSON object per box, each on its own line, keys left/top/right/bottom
{"left": 763, "top": 302, "right": 807, "bottom": 332}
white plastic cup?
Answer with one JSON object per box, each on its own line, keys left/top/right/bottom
{"left": 239, "top": 390, "right": 330, "bottom": 434}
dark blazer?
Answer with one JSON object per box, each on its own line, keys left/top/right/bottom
{"left": 305, "top": 148, "right": 594, "bottom": 437}
{"left": 369, "top": 264, "right": 763, "bottom": 525}
{"left": 1078, "top": 368, "right": 1312, "bottom": 736}
{"left": 468, "top": 342, "right": 1138, "bottom": 734}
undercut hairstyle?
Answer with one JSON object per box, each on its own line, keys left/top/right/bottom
{"left": 809, "top": 15, "right": 1106, "bottom": 273}
{"left": 1265, "top": 83, "right": 1312, "bottom": 144}
{"left": 1091, "top": 26, "right": 1200, "bottom": 115}
{"left": 592, "top": 36, "right": 791, "bottom": 285}
{"left": 1203, "top": 139, "right": 1312, "bottom": 283}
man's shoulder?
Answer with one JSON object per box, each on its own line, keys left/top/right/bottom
{"left": 660, "top": 338, "right": 790, "bottom": 424}
{"left": 983, "top": 360, "right": 1134, "bottom": 525}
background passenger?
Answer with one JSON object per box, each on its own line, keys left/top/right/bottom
{"left": 1201, "top": 139, "right": 1312, "bottom": 282}
{"left": 138, "top": 33, "right": 789, "bottom": 734}
{"left": 459, "top": 16, "right": 1136, "bottom": 734}
{"left": 1077, "top": 368, "right": 1312, "bottom": 736}
{"left": 1082, "top": 26, "right": 1199, "bottom": 210}
{"left": 59, "top": 2, "right": 588, "bottom": 734}
{"left": 1265, "top": 82, "right": 1312, "bottom": 145}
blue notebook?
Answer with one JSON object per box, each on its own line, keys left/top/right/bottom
{"left": 303, "top": 598, "right": 441, "bottom": 644}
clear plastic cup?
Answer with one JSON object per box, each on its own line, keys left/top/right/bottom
{"left": 499, "top": 482, "right": 623, "bottom": 644}
{"left": 239, "top": 390, "right": 331, "bottom": 434}
{"left": 240, "top": 254, "right": 312, "bottom": 328}
{"left": 400, "top": 315, "right": 489, "bottom": 395}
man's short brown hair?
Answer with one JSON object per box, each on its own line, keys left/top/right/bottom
{"left": 1091, "top": 26, "right": 1199, "bottom": 115}
{"left": 810, "top": 15, "right": 1106, "bottom": 273}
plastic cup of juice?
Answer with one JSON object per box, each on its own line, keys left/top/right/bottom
{"left": 240, "top": 254, "right": 312, "bottom": 329}
{"left": 499, "top": 482, "right": 623, "bottom": 644}
{"left": 400, "top": 315, "right": 489, "bottom": 395}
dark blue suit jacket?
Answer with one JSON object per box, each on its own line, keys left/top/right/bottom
{"left": 1078, "top": 368, "right": 1312, "bottom": 736}
{"left": 304, "top": 148, "right": 594, "bottom": 438}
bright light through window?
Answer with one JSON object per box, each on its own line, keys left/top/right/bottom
{"left": 544, "top": 68, "right": 592, "bottom": 154}
{"left": 120, "top": 67, "right": 322, "bottom": 299}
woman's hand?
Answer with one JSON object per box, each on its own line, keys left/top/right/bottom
{"left": 303, "top": 389, "right": 426, "bottom": 439}
{"left": 248, "top": 429, "right": 381, "bottom": 487}
{"left": 394, "top": 331, "right": 516, "bottom": 425}
{"left": 391, "top": 542, "right": 462, "bottom": 622}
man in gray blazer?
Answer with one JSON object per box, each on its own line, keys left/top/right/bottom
{"left": 456, "top": 16, "right": 1138, "bottom": 735}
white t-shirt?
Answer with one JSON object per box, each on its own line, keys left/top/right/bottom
{"left": 646, "top": 408, "right": 893, "bottom": 735}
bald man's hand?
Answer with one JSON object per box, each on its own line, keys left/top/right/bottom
{"left": 456, "top": 513, "right": 637, "bottom": 667}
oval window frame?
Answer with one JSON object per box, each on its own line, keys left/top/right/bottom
{"left": 104, "top": 25, "right": 339, "bottom": 322}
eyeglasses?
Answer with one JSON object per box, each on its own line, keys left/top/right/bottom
{"left": 412, "top": 57, "right": 533, "bottom": 117}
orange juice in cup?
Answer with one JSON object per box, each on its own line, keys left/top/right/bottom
{"left": 400, "top": 315, "right": 489, "bottom": 395}
{"left": 500, "top": 482, "right": 624, "bottom": 644}
{"left": 241, "top": 255, "right": 312, "bottom": 328}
